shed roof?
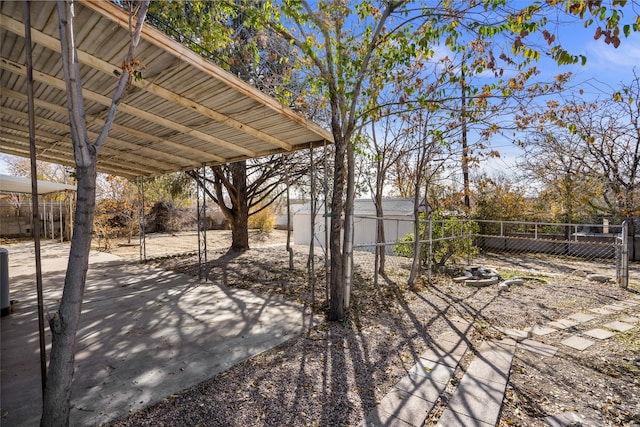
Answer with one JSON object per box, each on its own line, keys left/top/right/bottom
{"left": 0, "top": 174, "right": 76, "bottom": 194}
{"left": 0, "top": 1, "right": 333, "bottom": 180}
{"left": 293, "top": 198, "right": 417, "bottom": 216}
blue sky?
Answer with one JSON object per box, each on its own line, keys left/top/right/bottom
{"left": 3, "top": 2, "right": 639, "bottom": 180}
{"left": 480, "top": 20, "right": 640, "bottom": 177}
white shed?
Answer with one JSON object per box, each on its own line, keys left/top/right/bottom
{"left": 292, "top": 198, "right": 418, "bottom": 248}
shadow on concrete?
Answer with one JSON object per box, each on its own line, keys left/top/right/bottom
{"left": 1, "top": 242, "right": 310, "bottom": 426}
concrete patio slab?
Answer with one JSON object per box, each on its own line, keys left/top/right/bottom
{"left": 1, "top": 242, "right": 310, "bottom": 427}
{"left": 419, "top": 338, "right": 468, "bottom": 368}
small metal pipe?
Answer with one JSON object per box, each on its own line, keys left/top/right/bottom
{"left": 24, "top": 0, "right": 47, "bottom": 397}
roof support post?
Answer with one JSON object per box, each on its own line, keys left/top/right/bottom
{"left": 137, "top": 177, "right": 146, "bottom": 263}
{"left": 309, "top": 145, "right": 316, "bottom": 310}
{"left": 24, "top": 0, "right": 47, "bottom": 399}
{"left": 197, "top": 166, "right": 208, "bottom": 281}
{"left": 323, "top": 140, "right": 330, "bottom": 303}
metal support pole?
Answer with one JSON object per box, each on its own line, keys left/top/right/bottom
{"left": 50, "top": 200, "right": 54, "bottom": 240}
{"left": 138, "top": 177, "right": 146, "bottom": 263}
{"left": 285, "top": 156, "right": 294, "bottom": 270}
{"left": 197, "top": 167, "right": 208, "bottom": 281}
{"left": 309, "top": 146, "right": 316, "bottom": 307}
{"left": 59, "top": 199, "right": 63, "bottom": 243}
{"left": 24, "top": 0, "right": 47, "bottom": 397}
{"left": 428, "top": 214, "right": 433, "bottom": 284}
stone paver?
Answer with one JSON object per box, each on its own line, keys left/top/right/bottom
{"left": 530, "top": 325, "right": 557, "bottom": 336}
{"left": 604, "top": 321, "right": 634, "bottom": 332}
{"left": 583, "top": 328, "right": 616, "bottom": 340}
{"left": 518, "top": 339, "right": 558, "bottom": 357}
{"left": 407, "top": 358, "right": 455, "bottom": 386}
{"left": 547, "top": 318, "right": 579, "bottom": 329}
{"left": 497, "top": 327, "right": 530, "bottom": 341}
{"left": 620, "top": 316, "right": 639, "bottom": 324}
{"left": 620, "top": 300, "right": 640, "bottom": 307}
{"left": 603, "top": 304, "right": 627, "bottom": 312}
{"left": 419, "top": 336, "right": 468, "bottom": 368}
{"left": 568, "top": 313, "right": 595, "bottom": 323}
{"left": 589, "top": 307, "right": 614, "bottom": 315}
{"left": 436, "top": 409, "right": 494, "bottom": 427}
{"left": 362, "top": 323, "right": 472, "bottom": 426}
{"left": 376, "top": 389, "right": 432, "bottom": 426}
{"left": 560, "top": 335, "right": 595, "bottom": 351}
{"left": 436, "top": 339, "right": 515, "bottom": 427}
{"left": 545, "top": 411, "right": 601, "bottom": 427}
{"left": 395, "top": 371, "right": 450, "bottom": 403}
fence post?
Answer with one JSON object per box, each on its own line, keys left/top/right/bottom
{"left": 619, "top": 221, "right": 629, "bottom": 289}
{"left": 428, "top": 214, "right": 433, "bottom": 284}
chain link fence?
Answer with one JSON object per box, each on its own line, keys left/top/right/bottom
{"left": 349, "top": 217, "right": 631, "bottom": 289}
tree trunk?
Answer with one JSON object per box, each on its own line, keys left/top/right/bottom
{"left": 229, "top": 162, "right": 249, "bottom": 252}
{"left": 230, "top": 208, "right": 250, "bottom": 252}
{"left": 374, "top": 169, "right": 386, "bottom": 274}
{"left": 41, "top": 163, "right": 96, "bottom": 426}
{"left": 328, "top": 134, "right": 346, "bottom": 321}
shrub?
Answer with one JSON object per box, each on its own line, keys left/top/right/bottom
{"left": 393, "top": 214, "right": 479, "bottom": 267}
{"left": 249, "top": 206, "right": 275, "bottom": 232}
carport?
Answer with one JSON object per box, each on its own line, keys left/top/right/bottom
{"left": 0, "top": 1, "right": 332, "bottom": 424}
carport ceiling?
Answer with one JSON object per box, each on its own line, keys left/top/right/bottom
{"left": 0, "top": 1, "right": 333, "bottom": 180}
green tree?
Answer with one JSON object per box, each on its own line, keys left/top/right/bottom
{"left": 256, "top": 0, "right": 640, "bottom": 320}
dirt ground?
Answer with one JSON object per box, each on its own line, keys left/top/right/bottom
{"left": 58, "top": 231, "right": 640, "bottom": 426}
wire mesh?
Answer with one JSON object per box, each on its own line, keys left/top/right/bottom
{"left": 349, "top": 217, "right": 630, "bottom": 287}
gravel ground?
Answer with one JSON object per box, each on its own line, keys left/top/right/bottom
{"left": 99, "top": 231, "right": 640, "bottom": 427}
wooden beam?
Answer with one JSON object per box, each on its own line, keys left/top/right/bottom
{"left": 0, "top": 13, "right": 295, "bottom": 151}
{"left": 1, "top": 115, "right": 173, "bottom": 174}
{"left": 2, "top": 87, "right": 200, "bottom": 168}
{"left": 0, "top": 57, "right": 241, "bottom": 161}
{"left": 83, "top": 0, "right": 334, "bottom": 143}
{"left": 0, "top": 130, "right": 161, "bottom": 176}
{"left": 0, "top": 138, "right": 143, "bottom": 179}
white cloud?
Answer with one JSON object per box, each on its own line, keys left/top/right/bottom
{"left": 584, "top": 35, "right": 640, "bottom": 72}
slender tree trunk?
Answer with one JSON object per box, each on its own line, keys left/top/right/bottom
{"left": 328, "top": 134, "right": 346, "bottom": 321}
{"left": 342, "top": 141, "right": 356, "bottom": 310}
{"left": 374, "top": 163, "right": 386, "bottom": 274}
{"left": 42, "top": 163, "right": 96, "bottom": 426}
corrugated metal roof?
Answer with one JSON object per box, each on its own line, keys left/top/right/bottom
{"left": 0, "top": 1, "right": 333, "bottom": 180}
